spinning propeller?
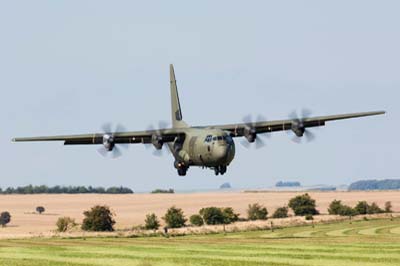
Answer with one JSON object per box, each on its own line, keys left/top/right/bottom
{"left": 146, "top": 121, "right": 171, "bottom": 156}
{"left": 97, "top": 123, "right": 128, "bottom": 159}
{"left": 240, "top": 114, "right": 270, "bottom": 149}
{"left": 288, "top": 109, "right": 316, "bottom": 143}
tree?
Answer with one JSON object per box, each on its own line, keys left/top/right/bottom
{"left": 247, "top": 203, "right": 268, "bottom": 221}
{"left": 56, "top": 217, "right": 76, "bottom": 232}
{"left": 81, "top": 205, "right": 115, "bottom": 232}
{"left": 200, "top": 207, "right": 225, "bottom": 225}
{"left": 385, "top": 201, "right": 393, "bottom": 213}
{"left": 144, "top": 213, "right": 160, "bottom": 230}
{"left": 190, "top": 214, "right": 204, "bottom": 226}
{"left": 36, "top": 206, "right": 45, "bottom": 214}
{"left": 354, "top": 201, "right": 369, "bottom": 215}
{"left": 163, "top": 206, "right": 186, "bottom": 228}
{"left": 222, "top": 207, "right": 239, "bottom": 224}
{"left": 0, "top": 212, "right": 11, "bottom": 227}
{"left": 367, "top": 203, "right": 384, "bottom": 214}
{"left": 272, "top": 207, "right": 289, "bottom": 219}
{"left": 288, "top": 193, "right": 319, "bottom": 216}
{"left": 328, "top": 200, "right": 356, "bottom": 216}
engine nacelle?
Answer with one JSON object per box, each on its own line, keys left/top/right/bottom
{"left": 291, "top": 122, "right": 305, "bottom": 137}
{"left": 151, "top": 134, "right": 163, "bottom": 150}
{"left": 102, "top": 134, "right": 115, "bottom": 151}
{"left": 244, "top": 127, "right": 257, "bottom": 143}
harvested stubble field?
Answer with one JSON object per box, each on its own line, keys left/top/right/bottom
{"left": 0, "top": 191, "right": 399, "bottom": 238}
{"left": 1, "top": 217, "right": 400, "bottom": 266}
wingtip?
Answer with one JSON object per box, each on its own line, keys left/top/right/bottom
{"left": 11, "top": 138, "right": 16, "bottom": 142}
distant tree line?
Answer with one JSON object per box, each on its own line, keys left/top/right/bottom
{"left": 349, "top": 179, "right": 400, "bottom": 191}
{"left": 276, "top": 181, "right": 301, "bottom": 187}
{"left": 0, "top": 185, "right": 133, "bottom": 194}
{"left": 151, "top": 189, "right": 175, "bottom": 194}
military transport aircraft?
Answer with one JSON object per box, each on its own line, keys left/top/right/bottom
{"left": 13, "top": 65, "right": 385, "bottom": 176}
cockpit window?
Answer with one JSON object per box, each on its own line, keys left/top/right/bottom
{"left": 204, "top": 135, "right": 212, "bottom": 142}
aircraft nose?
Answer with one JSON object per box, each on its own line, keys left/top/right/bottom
{"left": 214, "top": 145, "right": 229, "bottom": 160}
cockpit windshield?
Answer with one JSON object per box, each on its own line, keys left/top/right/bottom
{"left": 205, "top": 135, "right": 233, "bottom": 144}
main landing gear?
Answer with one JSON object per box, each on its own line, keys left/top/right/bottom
{"left": 214, "top": 165, "right": 227, "bottom": 176}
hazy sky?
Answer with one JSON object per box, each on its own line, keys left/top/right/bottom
{"left": 1, "top": 1, "right": 398, "bottom": 191}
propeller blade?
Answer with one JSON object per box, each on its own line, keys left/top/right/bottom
{"left": 301, "top": 108, "right": 312, "bottom": 118}
{"left": 111, "top": 146, "right": 122, "bottom": 159}
{"left": 101, "top": 123, "right": 112, "bottom": 133}
{"left": 304, "top": 130, "right": 316, "bottom": 142}
{"left": 255, "top": 138, "right": 266, "bottom": 149}
{"left": 115, "top": 124, "right": 126, "bottom": 133}
{"left": 240, "top": 139, "right": 251, "bottom": 149}
{"left": 97, "top": 147, "right": 109, "bottom": 157}
{"left": 291, "top": 136, "right": 302, "bottom": 144}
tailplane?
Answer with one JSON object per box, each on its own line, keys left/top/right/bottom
{"left": 170, "top": 64, "right": 188, "bottom": 128}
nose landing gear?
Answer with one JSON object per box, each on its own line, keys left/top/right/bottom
{"left": 214, "top": 165, "right": 227, "bottom": 176}
{"left": 175, "top": 161, "right": 188, "bottom": 176}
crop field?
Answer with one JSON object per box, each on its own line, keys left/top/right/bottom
{"left": 1, "top": 217, "right": 400, "bottom": 266}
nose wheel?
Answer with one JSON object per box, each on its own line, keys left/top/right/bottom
{"left": 175, "top": 161, "right": 188, "bottom": 176}
{"left": 214, "top": 165, "right": 227, "bottom": 176}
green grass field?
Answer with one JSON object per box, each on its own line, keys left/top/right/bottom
{"left": 1, "top": 218, "right": 400, "bottom": 266}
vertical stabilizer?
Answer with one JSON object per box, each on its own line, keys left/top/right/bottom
{"left": 170, "top": 64, "right": 188, "bottom": 128}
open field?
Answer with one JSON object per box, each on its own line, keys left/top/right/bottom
{"left": 0, "top": 191, "right": 399, "bottom": 238}
{"left": 1, "top": 217, "right": 400, "bottom": 266}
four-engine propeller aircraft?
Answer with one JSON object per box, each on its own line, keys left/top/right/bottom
{"left": 13, "top": 65, "right": 385, "bottom": 176}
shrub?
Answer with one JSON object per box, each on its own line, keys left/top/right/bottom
{"left": 328, "top": 200, "right": 356, "bottom": 216}
{"left": 288, "top": 193, "right": 319, "bottom": 216}
{"left": 36, "top": 206, "right": 45, "bottom": 214}
{"left": 190, "top": 214, "right": 204, "bottom": 226}
{"left": 163, "top": 206, "right": 186, "bottom": 228}
{"left": 56, "top": 217, "right": 76, "bottom": 232}
{"left": 151, "top": 189, "right": 174, "bottom": 194}
{"left": 0, "top": 212, "right": 11, "bottom": 227}
{"left": 247, "top": 203, "right": 268, "bottom": 221}
{"left": 367, "top": 202, "right": 384, "bottom": 214}
{"left": 354, "top": 201, "right": 369, "bottom": 215}
{"left": 222, "top": 207, "right": 239, "bottom": 224}
{"left": 305, "top": 214, "right": 314, "bottom": 221}
{"left": 272, "top": 207, "right": 289, "bottom": 219}
{"left": 200, "top": 207, "right": 224, "bottom": 225}
{"left": 385, "top": 201, "right": 393, "bottom": 213}
{"left": 81, "top": 205, "right": 115, "bottom": 232}
{"left": 144, "top": 213, "right": 160, "bottom": 230}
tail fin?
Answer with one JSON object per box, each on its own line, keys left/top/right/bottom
{"left": 170, "top": 64, "right": 188, "bottom": 128}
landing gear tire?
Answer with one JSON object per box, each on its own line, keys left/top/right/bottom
{"left": 178, "top": 168, "right": 187, "bottom": 176}
{"left": 214, "top": 166, "right": 227, "bottom": 176}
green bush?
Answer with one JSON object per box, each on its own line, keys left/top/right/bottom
{"left": 36, "top": 206, "right": 45, "bottom": 214}
{"left": 354, "top": 201, "right": 369, "bottom": 215}
{"left": 288, "top": 193, "right": 319, "bottom": 216}
{"left": 385, "top": 201, "right": 393, "bottom": 213}
{"left": 367, "top": 203, "right": 384, "bottom": 214}
{"left": 222, "top": 207, "right": 239, "bottom": 224}
{"left": 305, "top": 214, "right": 314, "bottom": 221}
{"left": 272, "top": 207, "right": 289, "bottom": 219}
{"left": 56, "top": 217, "right": 76, "bottom": 232}
{"left": 247, "top": 203, "right": 268, "bottom": 221}
{"left": 163, "top": 206, "right": 187, "bottom": 228}
{"left": 190, "top": 214, "right": 204, "bottom": 226}
{"left": 328, "top": 200, "right": 356, "bottom": 216}
{"left": 199, "top": 207, "right": 239, "bottom": 225}
{"left": 81, "top": 205, "right": 115, "bottom": 232}
{"left": 0, "top": 212, "right": 11, "bottom": 227}
{"left": 144, "top": 213, "right": 160, "bottom": 230}
{"left": 200, "top": 207, "right": 224, "bottom": 225}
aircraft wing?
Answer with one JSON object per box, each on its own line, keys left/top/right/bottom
{"left": 207, "top": 111, "right": 386, "bottom": 137}
{"left": 12, "top": 128, "right": 185, "bottom": 145}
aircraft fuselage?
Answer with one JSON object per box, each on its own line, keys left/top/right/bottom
{"left": 169, "top": 128, "right": 235, "bottom": 175}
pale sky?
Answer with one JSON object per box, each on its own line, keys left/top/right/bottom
{"left": 1, "top": 1, "right": 398, "bottom": 191}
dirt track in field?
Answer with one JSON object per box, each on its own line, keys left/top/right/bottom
{"left": 0, "top": 191, "right": 399, "bottom": 238}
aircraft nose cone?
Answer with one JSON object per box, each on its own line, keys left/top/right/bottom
{"left": 214, "top": 145, "right": 229, "bottom": 160}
